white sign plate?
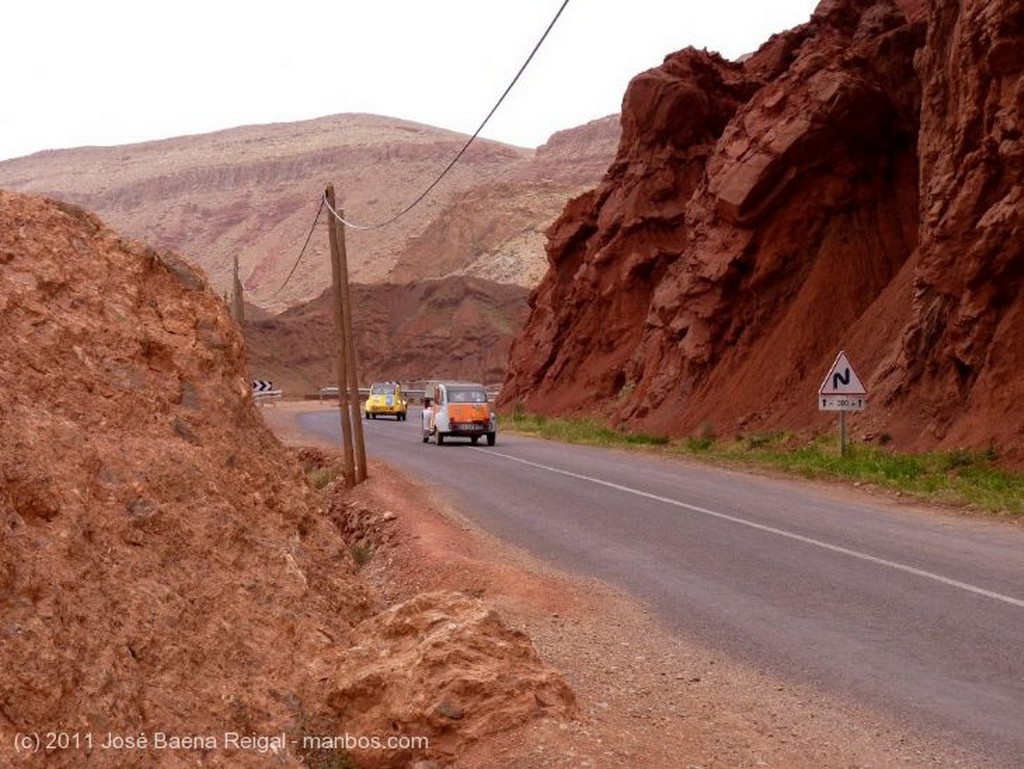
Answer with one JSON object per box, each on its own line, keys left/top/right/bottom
{"left": 819, "top": 351, "right": 866, "bottom": 395}
{"left": 819, "top": 395, "right": 866, "bottom": 411}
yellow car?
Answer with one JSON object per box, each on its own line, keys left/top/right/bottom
{"left": 364, "top": 382, "right": 407, "bottom": 420}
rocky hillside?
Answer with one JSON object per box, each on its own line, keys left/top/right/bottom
{"left": 500, "top": 0, "right": 1024, "bottom": 465}
{"left": 0, "top": 113, "right": 619, "bottom": 312}
{"left": 0, "top": 190, "right": 573, "bottom": 768}
{"left": 387, "top": 115, "right": 622, "bottom": 288}
{"left": 245, "top": 276, "right": 530, "bottom": 397}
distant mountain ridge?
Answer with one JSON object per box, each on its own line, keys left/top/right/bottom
{"left": 0, "top": 113, "right": 619, "bottom": 312}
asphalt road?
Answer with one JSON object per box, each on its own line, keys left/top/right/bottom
{"left": 299, "top": 408, "right": 1024, "bottom": 766}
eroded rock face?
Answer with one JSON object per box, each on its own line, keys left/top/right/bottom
{"left": 0, "top": 191, "right": 573, "bottom": 768}
{"left": 502, "top": 0, "right": 1023, "bottom": 463}
{"left": 0, "top": 190, "right": 367, "bottom": 769}
{"left": 877, "top": 0, "right": 1024, "bottom": 453}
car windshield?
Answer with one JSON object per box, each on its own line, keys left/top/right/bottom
{"left": 371, "top": 383, "right": 396, "bottom": 395}
{"left": 449, "top": 389, "right": 487, "bottom": 404}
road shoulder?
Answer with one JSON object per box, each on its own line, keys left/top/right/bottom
{"left": 262, "top": 402, "right": 979, "bottom": 768}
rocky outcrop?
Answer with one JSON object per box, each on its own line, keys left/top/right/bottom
{"left": 319, "top": 591, "right": 576, "bottom": 766}
{"left": 875, "top": 0, "right": 1024, "bottom": 454}
{"left": 501, "top": 0, "right": 1024, "bottom": 464}
{"left": 0, "top": 190, "right": 572, "bottom": 768}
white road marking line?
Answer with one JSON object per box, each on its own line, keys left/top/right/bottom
{"left": 481, "top": 449, "right": 1024, "bottom": 609}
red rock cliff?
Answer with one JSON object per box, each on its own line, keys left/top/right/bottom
{"left": 501, "top": 0, "right": 1024, "bottom": 463}
{"left": 876, "top": 0, "right": 1024, "bottom": 454}
{"left": 0, "top": 190, "right": 574, "bottom": 768}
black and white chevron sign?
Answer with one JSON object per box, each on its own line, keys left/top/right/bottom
{"left": 252, "top": 380, "right": 274, "bottom": 393}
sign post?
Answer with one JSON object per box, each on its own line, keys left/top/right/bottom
{"left": 818, "top": 351, "right": 866, "bottom": 456}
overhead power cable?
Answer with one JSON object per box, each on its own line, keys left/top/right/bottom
{"left": 328, "top": 0, "right": 572, "bottom": 231}
{"left": 269, "top": 193, "right": 326, "bottom": 297}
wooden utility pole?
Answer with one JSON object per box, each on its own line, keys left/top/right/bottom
{"left": 335, "top": 201, "right": 368, "bottom": 483}
{"left": 326, "top": 184, "right": 356, "bottom": 487}
{"left": 231, "top": 253, "right": 244, "bottom": 325}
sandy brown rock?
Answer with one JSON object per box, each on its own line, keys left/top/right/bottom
{"left": 0, "top": 190, "right": 572, "bottom": 768}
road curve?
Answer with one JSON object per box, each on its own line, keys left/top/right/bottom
{"left": 298, "top": 408, "right": 1024, "bottom": 767}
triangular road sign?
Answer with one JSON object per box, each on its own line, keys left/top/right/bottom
{"left": 819, "top": 351, "right": 866, "bottom": 395}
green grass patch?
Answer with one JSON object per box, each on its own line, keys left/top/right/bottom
{"left": 499, "top": 410, "right": 1024, "bottom": 516}
{"left": 349, "top": 543, "right": 373, "bottom": 568}
{"left": 305, "top": 466, "right": 338, "bottom": 490}
{"left": 503, "top": 410, "right": 670, "bottom": 447}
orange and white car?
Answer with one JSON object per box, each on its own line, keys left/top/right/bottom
{"left": 421, "top": 381, "right": 497, "bottom": 446}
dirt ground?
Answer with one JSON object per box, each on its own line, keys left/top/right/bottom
{"left": 261, "top": 402, "right": 982, "bottom": 769}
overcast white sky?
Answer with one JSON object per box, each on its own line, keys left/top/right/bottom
{"left": 1, "top": 0, "right": 820, "bottom": 162}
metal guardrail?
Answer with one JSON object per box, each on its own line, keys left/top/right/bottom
{"left": 317, "top": 383, "right": 502, "bottom": 404}
{"left": 255, "top": 382, "right": 495, "bottom": 406}
{"left": 254, "top": 389, "right": 283, "bottom": 406}
{"left": 319, "top": 386, "right": 429, "bottom": 403}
